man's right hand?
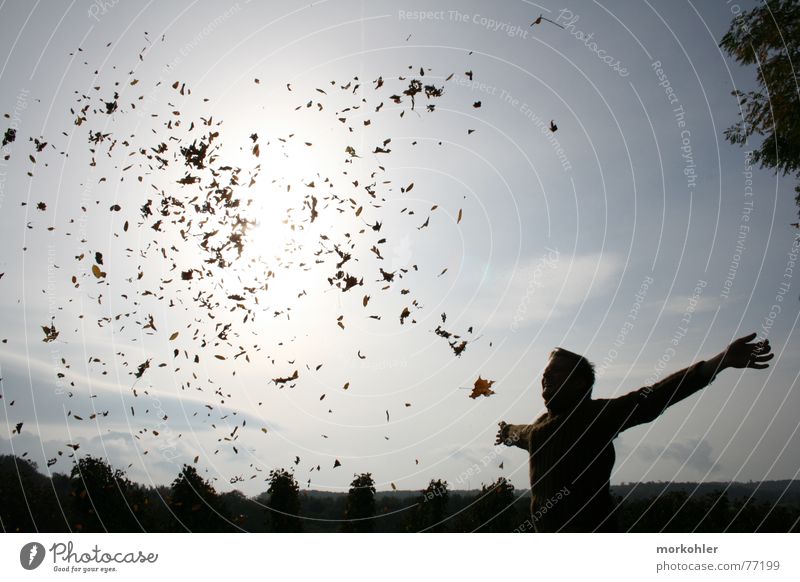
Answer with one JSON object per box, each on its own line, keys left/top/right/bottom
{"left": 495, "top": 421, "right": 509, "bottom": 445}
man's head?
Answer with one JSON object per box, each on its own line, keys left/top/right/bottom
{"left": 542, "top": 348, "right": 595, "bottom": 412}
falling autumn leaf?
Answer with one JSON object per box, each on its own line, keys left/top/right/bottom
{"left": 469, "top": 376, "right": 496, "bottom": 399}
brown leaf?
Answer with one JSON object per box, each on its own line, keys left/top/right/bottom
{"left": 273, "top": 370, "right": 299, "bottom": 385}
{"left": 41, "top": 323, "right": 59, "bottom": 342}
{"left": 469, "top": 376, "right": 496, "bottom": 399}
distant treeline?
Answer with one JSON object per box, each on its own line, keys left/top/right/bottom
{"left": 1, "top": 454, "right": 797, "bottom": 532}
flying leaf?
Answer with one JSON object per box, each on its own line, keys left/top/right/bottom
{"left": 41, "top": 323, "right": 59, "bottom": 342}
{"left": 134, "top": 359, "right": 151, "bottom": 379}
{"left": 469, "top": 376, "right": 496, "bottom": 399}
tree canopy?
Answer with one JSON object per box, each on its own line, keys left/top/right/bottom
{"left": 1, "top": 455, "right": 799, "bottom": 532}
{"left": 342, "top": 473, "right": 377, "bottom": 532}
{"left": 70, "top": 455, "right": 143, "bottom": 532}
{"left": 719, "top": 0, "right": 800, "bottom": 223}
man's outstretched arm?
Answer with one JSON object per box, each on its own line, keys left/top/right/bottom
{"left": 600, "top": 332, "right": 773, "bottom": 432}
{"left": 495, "top": 421, "right": 534, "bottom": 450}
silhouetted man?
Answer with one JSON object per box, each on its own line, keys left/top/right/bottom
{"left": 496, "top": 333, "right": 773, "bottom": 532}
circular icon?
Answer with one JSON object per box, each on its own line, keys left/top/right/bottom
{"left": 19, "top": 542, "right": 46, "bottom": 570}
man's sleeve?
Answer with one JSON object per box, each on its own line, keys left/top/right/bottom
{"left": 502, "top": 423, "right": 535, "bottom": 450}
{"left": 595, "top": 361, "right": 717, "bottom": 434}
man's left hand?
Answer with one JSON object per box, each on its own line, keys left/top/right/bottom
{"left": 722, "top": 332, "right": 773, "bottom": 369}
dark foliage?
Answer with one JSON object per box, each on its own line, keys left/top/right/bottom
{"left": 69, "top": 455, "right": 143, "bottom": 532}
{"left": 407, "top": 479, "right": 450, "bottom": 532}
{"left": 1, "top": 456, "right": 797, "bottom": 532}
{"left": 0, "top": 455, "right": 66, "bottom": 532}
{"left": 456, "top": 477, "right": 524, "bottom": 532}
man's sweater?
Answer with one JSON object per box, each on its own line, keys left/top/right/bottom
{"left": 503, "top": 361, "right": 717, "bottom": 532}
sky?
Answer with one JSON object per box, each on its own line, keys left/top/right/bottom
{"left": 0, "top": 0, "right": 798, "bottom": 496}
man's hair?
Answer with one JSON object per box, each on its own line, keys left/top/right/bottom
{"left": 548, "top": 347, "right": 596, "bottom": 393}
